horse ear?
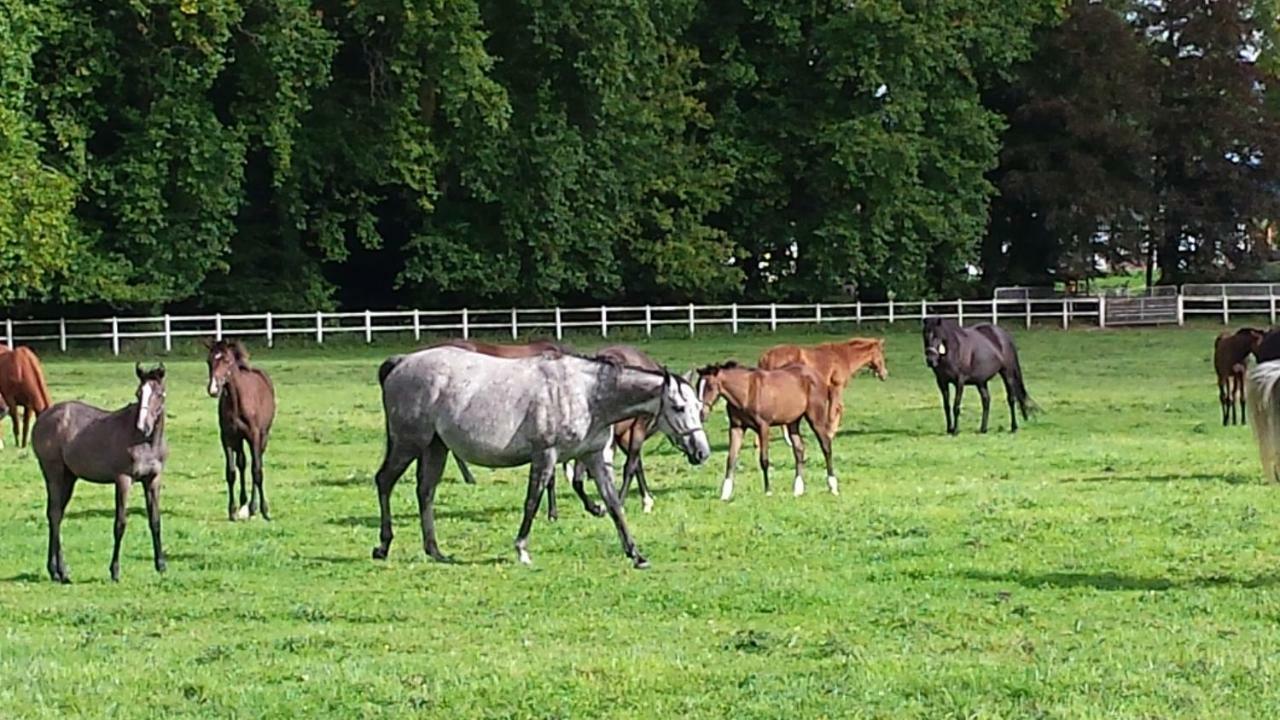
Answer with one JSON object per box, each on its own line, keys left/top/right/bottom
{"left": 135, "top": 362, "right": 145, "bottom": 380}
{"left": 232, "top": 340, "right": 249, "bottom": 362}
{"left": 682, "top": 369, "right": 696, "bottom": 385}
{"left": 201, "top": 336, "right": 214, "bottom": 349}
{"left": 156, "top": 362, "right": 166, "bottom": 379}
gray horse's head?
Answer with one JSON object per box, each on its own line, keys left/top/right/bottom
{"left": 655, "top": 371, "right": 711, "bottom": 465}
{"left": 134, "top": 363, "right": 166, "bottom": 436}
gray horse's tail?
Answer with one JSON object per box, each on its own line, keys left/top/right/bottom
{"left": 1247, "top": 361, "right": 1280, "bottom": 482}
{"left": 378, "top": 355, "right": 405, "bottom": 386}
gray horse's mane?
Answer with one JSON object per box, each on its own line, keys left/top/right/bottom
{"left": 567, "top": 351, "right": 686, "bottom": 384}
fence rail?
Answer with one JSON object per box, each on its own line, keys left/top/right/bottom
{"left": 3, "top": 292, "right": 1278, "bottom": 354}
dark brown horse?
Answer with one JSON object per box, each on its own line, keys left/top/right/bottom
{"left": 758, "top": 337, "right": 887, "bottom": 428}
{"left": 922, "top": 317, "right": 1035, "bottom": 434}
{"left": 556, "top": 344, "right": 663, "bottom": 519}
{"left": 205, "top": 339, "right": 276, "bottom": 521}
{"left": 1214, "top": 327, "right": 1265, "bottom": 425}
{"left": 33, "top": 364, "right": 168, "bottom": 582}
{"left": 0, "top": 345, "right": 52, "bottom": 447}
{"left": 696, "top": 361, "right": 837, "bottom": 500}
{"left": 428, "top": 338, "right": 571, "bottom": 486}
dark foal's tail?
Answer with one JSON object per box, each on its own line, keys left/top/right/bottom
{"left": 1007, "top": 348, "right": 1039, "bottom": 420}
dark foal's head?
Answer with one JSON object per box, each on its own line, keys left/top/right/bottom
{"left": 922, "top": 317, "right": 953, "bottom": 369}
{"left": 134, "top": 363, "right": 166, "bottom": 436}
{"left": 204, "top": 338, "right": 249, "bottom": 397}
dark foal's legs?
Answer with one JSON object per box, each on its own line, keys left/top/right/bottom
{"left": 936, "top": 378, "right": 953, "bottom": 434}
{"left": 223, "top": 440, "right": 238, "bottom": 520}
{"left": 998, "top": 369, "right": 1019, "bottom": 432}
{"left": 570, "top": 460, "right": 606, "bottom": 517}
{"left": 1236, "top": 372, "right": 1248, "bottom": 425}
{"left": 250, "top": 435, "right": 269, "bottom": 521}
{"left": 514, "top": 451, "right": 557, "bottom": 565}
{"left": 236, "top": 441, "right": 249, "bottom": 519}
{"left": 977, "top": 382, "right": 992, "bottom": 434}
{"left": 632, "top": 454, "right": 655, "bottom": 513}
{"left": 950, "top": 384, "right": 965, "bottom": 435}
{"left": 143, "top": 475, "right": 166, "bottom": 574}
{"left": 416, "top": 440, "right": 450, "bottom": 561}
{"left": 582, "top": 450, "right": 647, "bottom": 568}
{"left": 43, "top": 466, "right": 75, "bottom": 583}
{"left": 109, "top": 475, "right": 133, "bottom": 582}
{"left": 787, "top": 421, "right": 806, "bottom": 496}
{"left": 371, "top": 438, "right": 416, "bottom": 560}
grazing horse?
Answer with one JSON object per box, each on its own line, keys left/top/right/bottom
{"left": 1214, "top": 327, "right": 1265, "bottom": 425}
{"left": 696, "top": 361, "right": 837, "bottom": 500}
{"left": 205, "top": 339, "right": 276, "bottom": 521}
{"left": 922, "top": 317, "right": 1035, "bottom": 434}
{"left": 374, "top": 346, "right": 710, "bottom": 568}
{"left": 426, "top": 338, "right": 571, "bottom": 485}
{"left": 32, "top": 364, "right": 168, "bottom": 583}
{"left": 758, "top": 337, "right": 887, "bottom": 428}
{"left": 557, "top": 344, "right": 663, "bottom": 519}
{"left": 0, "top": 346, "right": 52, "bottom": 447}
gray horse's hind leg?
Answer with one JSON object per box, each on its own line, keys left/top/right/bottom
{"left": 454, "top": 456, "right": 477, "bottom": 485}
{"left": 371, "top": 439, "right": 416, "bottom": 560}
{"left": 109, "top": 476, "right": 133, "bottom": 582}
{"left": 515, "top": 451, "right": 557, "bottom": 565}
{"left": 582, "top": 451, "right": 647, "bottom": 568}
{"left": 416, "top": 440, "right": 450, "bottom": 562}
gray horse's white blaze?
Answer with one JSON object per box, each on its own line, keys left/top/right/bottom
{"left": 374, "top": 347, "right": 710, "bottom": 568}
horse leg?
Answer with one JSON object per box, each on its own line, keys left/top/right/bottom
{"left": 1238, "top": 372, "right": 1248, "bottom": 425}
{"left": 142, "top": 474, "right": 166, "bottom": 574}
{"left": 251, "top": 435, "right": 270, "bottom": 521}
{"left": 721, "top": 425, "right": 745, "bottom": 501}
{"left": 109, "top": 476, "right": 133, "bottom": 582}
{"left": 757, "top": 423, "right": 772, "bottom": 495}
{"left": 977, "top": 382, "right": 991, "bottom": 434}
{"left": 416, "top": 439, "right": 450, "bottom": 562}
{"left": 571, "top": 459, "right": 606, "bottom": 517}
{"left": 371, "top": 438, "right": 416, "bottom": 560}
{"left": 545, "top": 462, "right": 561, "bottom": 522}
{"left": 235, "top": 439, "right": 250, "bottom": 520}
{"left": 582, "top": 450, "right": 647, "bottom": 568}
{"left": 21, "top": 406, "right": 33, "bottom": 448}
{"left": 788, "top": 421, "right": 806, "bottom": 496}
{"left": 8, "top": 403, "right": 18, "bottom": 447}
{"left": 999, "top": 369, "right": 1019, "bottom": 432}
{"left": 951, "top": 384, "right": 965, "bottom": 435}
{"left": 514, "top": 450, "right": 557, "bottom": 565}
{"left": 222, "top": 441, "right": 237, "bottom": 521}
{"left": 936, "top": 379, "right": 953, "bottom": 434}
{"left": 455, "top": 455, "right": 478, "bottom": 485}
{"left": 634, "top": 454, "right": 654, "bottom": 514}
{"left": 44, "top": 468, "right": 75, "bottom": 583}
{"left": 1221, "top": 378, "right": 1232, "bottom": 425}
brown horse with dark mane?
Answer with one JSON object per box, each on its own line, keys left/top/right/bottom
{"left": 696, "top": 361, "right": 837, "bottom": 501}
{"left": 1214, "top": 327, "right": 1265, "bottom": 426}
{"left": 205, "top": 339, "right": 276, "bottom": 521}
{"left": 758, "top": 337, "right": 887, "bottom": 428}
{"left": 0, "top": 345, "right": 53, "bottom": 447}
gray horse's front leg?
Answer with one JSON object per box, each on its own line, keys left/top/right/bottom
{"left": 582, "top": 452, "right": 647, "bottom": 569}
{"left": 515, "top": 451, "right": 556, "bottom": 565}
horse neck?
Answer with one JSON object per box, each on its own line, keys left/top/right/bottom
{"left": 714, "top": 370, "right": 755, "bottom": 409}
{"left": 834, "top": 341, "right": 879, "bottom": 372}
{"left": 599, "top": 366, "right": 665, "bottom": 423}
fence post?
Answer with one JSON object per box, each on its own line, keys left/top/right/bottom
{"left": 555, "top": 307, "right": 563, "bottom": 340}
{"left": 215, "top": 313, "right": 223, "bottom": 340}
{"left": 111, "top": 317, "right": 119, "bottom": 355}
{"left": 59, "top": 317, "right": 67, "bottom": 353}
{"left": 1025, "top": 299, "right": 1031, "bottom": 329}
{"left": 1222, "top": 295, "right": 1229, "bottom": 325}
{"left": 462, "top": 308, "right": 470, "bottom": 339}
{"left": 265, "top": 312, "right": 273, "bottom": 348}
{"left": 1180, "top": 295, "right": 1188, "bottom": 327}
{"left": 600, "top": 306, "right": 608, "bottom": 338}
{"left": 511, "top": 308, "right": 518, "bottom": 339}
{"left": 731, "top": 303, "right": 738, "bottom": 334}
{"left": 3, "top": 318, "right": 12, "bottom": 348}
{"left": 644, "top": 305, "right": 652, "bottom": 337}
{"left": 856, "top": 300, "right": 862, "bottom": 325}
{"left": 364, "top": 309, "right": 372, "bottom": 343}
{"left": 413, "top": 309, "right": 421, "bottom": 340}
{"left": 688, "top": 303, "right": 695, "bottom": 336}
{"left": 315, "top": 311, "right": 324, "bottom": 344}
{"left": 1098, "top": 296, "right": 1107, "bottom": 329}
{"left": 957, "top": 299, "right": 964, "bottom": 326}
{"left": 1271, "top": 295, "right": 1277, "bottom": 326}
{"left": 163, "top": 314, "right": 172, "bottom": 352}
{"left": 1061, "top": 300, "right": 1069, "bottom": 330}
{"left": 992, "top": 297, "right": 998, "bottom": 325}
{"left": 921, "top": 300, "right": 927, "bottom": 320}
{"left": 888, "top": 298, "right": 895, "bottom": 324}
{"left": 816, "top": 303, "right": 823, "bottom": 326}
{"left": 770, "top": 303, "right": 777, "bottom": 332}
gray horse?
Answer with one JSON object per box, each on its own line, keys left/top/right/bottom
{"left": 373, "top": 346, "right": 711, "bottom": 568}
{"left": 33, "top": 364, "right": 169, "bottom": 583}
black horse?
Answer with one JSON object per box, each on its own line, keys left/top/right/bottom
{"left": 922, "top": 317, "right": 1035, "bottom": 434}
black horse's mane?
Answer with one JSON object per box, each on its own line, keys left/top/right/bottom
{"left": 696, "top": 360, "right": 742, "bottom": 376}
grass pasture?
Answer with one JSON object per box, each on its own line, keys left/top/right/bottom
{"left": 2, "top": 325, "right": 1280, "bottom": 718}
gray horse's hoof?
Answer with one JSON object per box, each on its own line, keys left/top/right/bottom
{"left": 155, "top": 558, "right": 167, "bottom": 574}
{"left": 633, "top": 555, "right": 650, "bottom": 569}
{"left": 588, "top": 504, "right": 606, "bottom": 517}
{"left": 372, "top": 546, "right": 388, "bottom": 560}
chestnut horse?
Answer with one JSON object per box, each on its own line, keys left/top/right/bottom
{"left": 758, "top": 337, "right": 887, "bottom": 429}
{"left": 1214, "top": 327, "right": 1265, "bottom": 426}
{"left": 205, "top": 339, "right": 276, "bottom": 521}
{"left": 427, "top": 338, "right": 571, "bottom": 486}
{"left": 696, "top": 361, "right": 837, "bottom": 500}
{"left": 0, "top": 345, "right": 52, "bottom": 447}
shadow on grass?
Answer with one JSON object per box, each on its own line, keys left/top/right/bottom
{"left": 0, "top": 572, "right": 43, "bottom": 583}
{"left": 65, "top": 507, "right": 194, "bottom": 520}
{"left": 328, "top": 504, "right": 511, "bottom": 528}
{"left": 313, "top": 474, "right": 473, "bottom": 488}
{"left": 963, "top": 569, "right": 1280, "bottom": 591}
{"left": 1060, "top": 472, "right": 1255, "bottom": 485}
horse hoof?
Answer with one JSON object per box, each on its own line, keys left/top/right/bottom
{"left": 633, "top": 556, "right": 650, "bottom": 569}
{"left": 590, "top": 504, "right": 606, "bottom": 517}
{"left": 642, "top": 496, "right": 654, "bottom": 513}
{"left": 155, "top": 559, "right": 167, "bottom": 574}
{"left": 371, "top": 546, "right": 388, "bottom": 560}
{"left": 518, "top": 549, "right": 533, "bottom": 566}
{"left": 235, "top": 505, "right": 250, "bottom": 521}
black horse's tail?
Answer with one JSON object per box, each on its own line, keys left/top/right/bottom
{"left": 378, "top": 355, "right": 405, "bottom": 386}
{"left": 1007, "top": 346, "right": 1039, "bottom": 420}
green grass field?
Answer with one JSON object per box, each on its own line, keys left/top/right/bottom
{"left": 2, "top": 324, "right": 1279, "bottom": 718}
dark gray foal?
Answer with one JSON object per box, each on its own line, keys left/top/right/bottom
{"left": 32, "top": 364, "right": 169, "bottom": 583}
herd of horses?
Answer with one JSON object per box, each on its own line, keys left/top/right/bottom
{"left": 4, "top": 317, "right": 1051, "bottom": 581}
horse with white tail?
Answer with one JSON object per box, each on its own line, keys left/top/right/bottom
{"left": 373, "top": 346, "right": 710, "bottom": 568}
{"left": 1246, "top": 332, "right": 1280, "bottom": 481}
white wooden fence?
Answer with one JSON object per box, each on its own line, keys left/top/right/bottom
{"left": 0, "top": 292, "right": 1275, "bottom": 355}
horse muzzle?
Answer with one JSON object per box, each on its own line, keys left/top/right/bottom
{"left": 683, "top": 430, "right": 711, "bottom": 465}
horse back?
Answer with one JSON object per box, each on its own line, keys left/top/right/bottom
{"left": 222, "top": 368, "right": 276, "bottom": 440}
